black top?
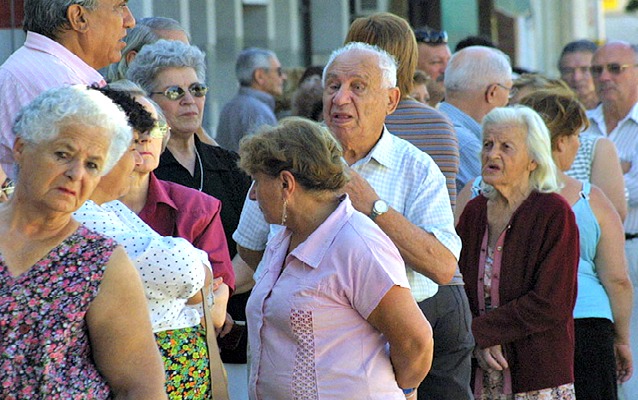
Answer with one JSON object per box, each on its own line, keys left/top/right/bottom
{"left": 155, "top": 136, "right": 251, "bottom": 259}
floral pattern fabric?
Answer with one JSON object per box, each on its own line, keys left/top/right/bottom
{"left": 155, "top": 325, "right": 210, "bottom": 399}
{"left": 479, "top": 246, "right": 576, "bottom": 400}
{"left": 0, "top": 225, "right": 115, "bottom": 399}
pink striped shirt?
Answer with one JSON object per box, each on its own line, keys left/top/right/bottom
{"left": 0, "top": 31, "right": 105, "bottom": 179}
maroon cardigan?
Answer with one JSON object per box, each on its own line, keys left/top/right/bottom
{"left": 456, "top": 191, "right": 579, "bottom": 393}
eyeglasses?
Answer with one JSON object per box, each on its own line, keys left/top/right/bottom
{"left": 150, "top": 82, "right": 208, "bottom": 101}
{"left": 589, "top": 63, "right": 638, "bottom": 77}
{"left": 142, "top": 121, "right": 170, "bottom": 139}
{"left": 495, "top": 83, "right": 518, "bottom": 99}
{"left": 414, "top": 29, "right": 448, "bottom": 44}
{"left": 1, "top": 178, "right": 14, "bottom": 198}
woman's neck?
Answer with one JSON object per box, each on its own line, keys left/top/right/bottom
{"left": 491, "top": 184, "right": 533, "bottom": 213}
{"left": 166, "top": 134, "right": 197, "bottom": 176}
{"left": 0, "top": 198, "right": 76, "bottom": 241}
{"left": 120, "top": 172, "right": 150, "bottom": 214}
{"left": 287, "top": 193, "right": 341, "bottom": 251}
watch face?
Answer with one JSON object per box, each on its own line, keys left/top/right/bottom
{"left": 374, "top": 200, "right": 389, "bottom": 213}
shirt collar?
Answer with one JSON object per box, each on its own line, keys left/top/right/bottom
{"left": 439, "top": 102, "right": 481, "bottom": 133}
{"left": 270, "top": 194, "right": 353, "bottom": 269}
{"left": 588, "top": 102, "right": 638, "bottom": 133}
{"left": 238, "top": 86, "right": 276, "bottom": 111}
{"left": 350, "top": 125, "right": 395, "bottom": 169}
{"left": 25, "top": 31, "right": 105, "bottom": 86}
{"left": 146, "top": 173, "right": 178, "bottom": 212}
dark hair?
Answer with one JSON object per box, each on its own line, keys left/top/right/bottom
{"left": 96, "top": 86, "right": 155, "bottom": 133}
{"left": 560, "top": 40, "right": 598, "bottom": 59}
{"left": 455, "top": 35, "right": 496, "bottom": 52}
{"left": 298, "top": 66, "right": 324, "bottom": 86}
{"left": 23, "top": 0, "right": 98, "bottom": 39}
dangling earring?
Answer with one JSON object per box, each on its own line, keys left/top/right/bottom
{"left": 281, "top": 198, "right": 288, "bottom": 225}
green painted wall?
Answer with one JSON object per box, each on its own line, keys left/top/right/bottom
{"left": 441, "top": 0, "right": 479, "bottom": 51}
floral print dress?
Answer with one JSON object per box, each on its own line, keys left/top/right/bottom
{"left": 0, "top": 225, "right": 115, "bottom": 399}
{"left": 476, "top": 231, "right": 576, "bottom": 400}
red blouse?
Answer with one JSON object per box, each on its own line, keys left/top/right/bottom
{"left": 139, "top": 173, "right": 235, "bottom": 291}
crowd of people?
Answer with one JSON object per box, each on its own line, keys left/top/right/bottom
{"left": 0, "top": 1, "right": 636, "bottom": 400}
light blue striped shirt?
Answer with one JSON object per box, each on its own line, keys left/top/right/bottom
{"left": 585, "top": 103, "right": 638, "bottom": 234}
{"left": 438, "top": 102, "right": 482, "bottom": 194}
{"left": 233, "top": 127, "right": 461, "bottom": 301}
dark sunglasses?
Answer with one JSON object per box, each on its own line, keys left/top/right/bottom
{"left": 151, "top": 82, "right": 208, "bottom": 101}
{"left": 414, "top": 29, "right": 448, "bottom": 44}
{"left": 142, "top": 121, "right": 171, "bottom": 139}
{"left": 589, "top": 63, "right": 638, "bottom": 77}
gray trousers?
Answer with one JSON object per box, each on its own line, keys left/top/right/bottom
{"left": 417, "top": 285, "right": 474, "bottom": 400}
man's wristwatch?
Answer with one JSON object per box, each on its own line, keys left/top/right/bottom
{"left": 369, "top": 199, "right": 389, "bottom": 220}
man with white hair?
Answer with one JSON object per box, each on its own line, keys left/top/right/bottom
{"left": 235, "top": 42, "right": 461, "bottom": 397}
{"left": 0, "top": 0, "right": 136, "bottom": 184}
{"left": 216, "top": 47, "right": 287, "bottom": 152}
{"left": 439, "top": 46, "right": 513, "bottom": 192}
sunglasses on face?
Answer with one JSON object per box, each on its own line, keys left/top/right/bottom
{"left": 150, "top": 82, "right": 208, "bottom": 101}
{"left": 589, "top": 63, "right": 638, "bottom": 77}
{"left": 414, "top": 29, "right": 448, "bottom": 44}
{"left": 142, "top": 121, "right": 170, "bottom": 139}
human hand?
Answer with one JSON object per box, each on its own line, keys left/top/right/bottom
{"left": 342, "top": 168, "right": 379, "bottom": 215}
{"left": 615, "top": 343, "right": 633, "bottom": 383}
{"left": 217, "top": 312, "right": 234, "bottom": 337}
{"left": 473, "top": 345, "right": 508, "bottom": 371}
{"left": 212, "top": 276, "right": 223, "bottom": 291}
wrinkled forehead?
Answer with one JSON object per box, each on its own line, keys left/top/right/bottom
{"left": 325, "top": 51, "right": 382, "bottom": 81}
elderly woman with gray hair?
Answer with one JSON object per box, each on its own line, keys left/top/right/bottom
{"left": 127, "top": 40, "right": 250, "bottom": 276}
{"left": 455, "top": 106, "right": 580, "bottom": 399}
{"left": 105, "top": 80, "right": 233, "bottom": 332}
{"left": 0, "top": 85, "right": 166, "bottom": 399}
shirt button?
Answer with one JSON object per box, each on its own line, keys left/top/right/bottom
{"left": 496, "top": 246, "right": 502, "bottom": 251}
{"left": 18, "top": 324, "right": 30, "bottom": 334}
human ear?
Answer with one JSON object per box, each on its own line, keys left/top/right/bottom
{"left": 485, "top": 84, "right": 497, "bottom": 104}
{"left": 125, "top": 50, "right": 138, "bottom": 65}
{"left": 67, "top": 4, "right": 89, "bottom": 32}
{"left": 12, "top": 137, "right": 27, "bottom": 164}
{"left": 386, "top": 87, "right": 401, "bottom": 115}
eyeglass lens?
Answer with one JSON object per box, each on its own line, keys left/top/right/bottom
{"left": 590, "top": 63, "right": 637, "bottom": 77}
{"left": 154, "top": 83, "right": 208, "bottom": 100}
{"left": 147, "top": 122, "right": 170, "bottom": 138}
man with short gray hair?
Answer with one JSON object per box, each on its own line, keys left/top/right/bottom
{"left": 216, "top": 47, "right": 287, "bottom": 152}
{"left": 0, "top": 0, "right": 136, "bottom": 183}
{"left": 234, "top": 42, "right": 461, "bottom": 397}
{"left": 439, "top": 46, "right": 513, "bottom": 192}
